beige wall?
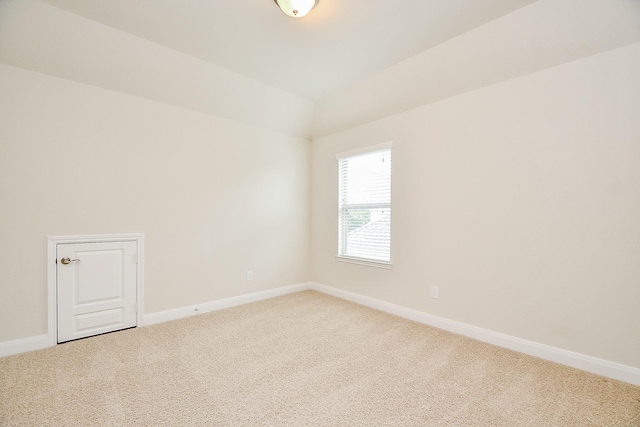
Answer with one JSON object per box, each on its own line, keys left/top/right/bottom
{"left": 311, "top": 43, "right": 640, "bottom": 368}
{"left": 0, "top": 64, "right": 310, "bottom": 342}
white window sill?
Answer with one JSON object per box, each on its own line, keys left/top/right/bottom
{"left": 335, "top": 255, "right": 392, "bottom": 269}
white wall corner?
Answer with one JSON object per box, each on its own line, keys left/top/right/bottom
{"left": 308, "top": 282, "right": 640, "bottom": 386}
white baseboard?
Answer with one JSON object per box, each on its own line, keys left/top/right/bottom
{"left": 4, "top": 282, "right": 639, "bottom": 387}
{"left": 309, "top": 282, "right": 640, "bottom": 386}
{"left": 143, "top": 282, "right": 311, "bottom": 326}
{"left": 1, "top": 283, "right": 311, "bottom": 358}
{"left": 0, "top": 334, "right": 50, "bottom": 358}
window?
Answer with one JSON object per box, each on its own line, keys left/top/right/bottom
{"left": 336, "top": 142, "right": 392, "bottom": 268}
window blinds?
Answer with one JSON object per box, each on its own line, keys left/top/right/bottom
{"left": 338, "top": 146, "right": 391, "bottom": 263}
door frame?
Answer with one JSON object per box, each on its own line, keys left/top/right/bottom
{"left": 47, "top": 233, "right": 144, "bottom": 347}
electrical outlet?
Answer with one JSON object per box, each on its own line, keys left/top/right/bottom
{"left": 246, "top": 270, "right": 253, "bottom": 281}
{"left": 431, "top": 286, "right": 439, "bottom": 299}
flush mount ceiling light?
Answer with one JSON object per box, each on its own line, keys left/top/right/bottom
{"left": 273, "top": 0, "right": 319, "bottom": 18}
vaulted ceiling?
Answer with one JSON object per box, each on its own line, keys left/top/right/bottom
{"left": 39, "top": 0, "right": 537, "bottom": 100}
{"left": 3, "top": 0, "right": 639, "bottom": 138}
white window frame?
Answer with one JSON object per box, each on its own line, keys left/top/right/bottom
{"left": 335, "top": 141, "right": 393, "bottom": 269}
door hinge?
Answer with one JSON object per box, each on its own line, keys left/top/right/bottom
{"left": 133, "top": 253, "right": 139, "bottom": 264}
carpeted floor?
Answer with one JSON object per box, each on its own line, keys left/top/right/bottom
{"left": 1, "top": 290, "right": 639, "bottom": 426}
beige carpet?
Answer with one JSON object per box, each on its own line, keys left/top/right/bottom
{"left": 1, "top": 290, "right": 639, "bottom": 426}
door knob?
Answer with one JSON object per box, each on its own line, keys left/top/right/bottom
{"left": 60, "top": 257, "right": 80, "bottom": 265}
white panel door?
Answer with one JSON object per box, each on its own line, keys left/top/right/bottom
{"left": 57, "top": 241, "right": 137, "bottom": 343}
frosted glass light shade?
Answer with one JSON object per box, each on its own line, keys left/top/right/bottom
{"left": 274, "top": 0, "right": 319, "bottom": 18}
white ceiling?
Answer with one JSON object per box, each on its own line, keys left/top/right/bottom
{"left": 40, "top": 0, "right": 538, "bottom": 101}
